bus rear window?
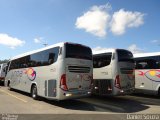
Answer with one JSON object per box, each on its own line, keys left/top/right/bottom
{"left": 93, "top": 53, "right": 112, "bottom": 68}
{"left": 65, "top": 43, "right": 92, "bottom": 60}
{"left": 117, "top": 50, "right": 134, "bottom": 62}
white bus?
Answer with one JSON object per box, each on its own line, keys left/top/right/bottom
{"left": 0, "top": 63, "right": 7, "bottom": 85}
{"left": 92, "top": 49, "right": 135, "bottom": 96}
{"left": 5, "top": 42, "right": 93, "bottom": 100}
{"left": 134, "top": 52, "right": 160, "bottom": 96}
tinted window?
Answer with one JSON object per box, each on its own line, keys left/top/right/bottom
{"left": 29, "top": 47, "right": 59, "bottom": 67}
{"left": 9, "top": 47, "right": 59, "bottom": 70}
{"left": 135, "top": 55, "right": 160, "bottom": 69}
{"left": 117, "top": 50, "right": 134, "bottom": 62}
{"left": 93, "top": 53, "right": 112, "bottom": 68}
{"left": 65, "top": 43, "right": 92, "bottom": 60}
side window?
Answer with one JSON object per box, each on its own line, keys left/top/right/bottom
{"left": 49, "top": 47, "right": 59, "bottom": 64}
{"left": 30, "top": 47, "right": 59, "bottom": 67}
{"left": 135, "top": 56, "right": 159, "bottom": 69}
{"left": 93, "top": 53, "right": 112, "bottom": 68}
{"left": 30, "top": 52, "right": 42, "bottom": 66}
{"left": 9, "top": 60, "right": 16, "bottom": 70}
{"left": 146, "top": 60, "right": 157, "bottom": 69}
{"left": 18, "top": 57, "right": 28, "bottom": 68}
{"left": 155, "top": 56, "right": 160, "bottom": 69}
{"left": 135, "top": 61, "right": 147, "bottom": 69}
{"left": 8, "top": 47, "right": 60, "bottom": 69}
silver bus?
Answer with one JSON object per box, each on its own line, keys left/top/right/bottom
{"left": 0, "top": 63, "right": 7, "bottom": 85}
{"left": 5, "top": 42, "right": 93, "bottom": 100}
{"left": 134, "top": 52, "right": 160, "bottom": 96}
{"left": 92, "top": 49, "right": 135, "bottom": 96}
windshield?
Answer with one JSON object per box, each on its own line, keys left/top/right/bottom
{"left": 65, "top": 43, "right": 92, "bottom": 60}
{"left": 117, "top": 49, "right": 134, "bottom": 62}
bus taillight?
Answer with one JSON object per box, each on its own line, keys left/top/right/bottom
{"left": 60, "top": 74, "right": 68, "bottom": 91}
{"left": 115, "top": 75, "right": 121, "bottom": 89}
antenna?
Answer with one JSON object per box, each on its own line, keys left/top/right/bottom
{"left": 43, "top": 40, "right": 48, "bottom": 47}
{"left": 43, "top": 43, "right": 48, "bottom": 47}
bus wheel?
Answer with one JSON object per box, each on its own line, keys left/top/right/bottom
{"left": 31, "top": 85, "right": 38, "bottom": 100}
{"left": 158, "top": 88, "right": 160, "bottom": 97}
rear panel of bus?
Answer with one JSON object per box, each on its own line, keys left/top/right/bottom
{"left": 93, "top": 53, "right": 113, "bottom": 95}
{"left": 58, "top": 43, "right": 93, "bottom": 100}
{"left": 92, "top": 49, "right": 135, "bottom": 96}
{"left": 113, "top": 49, "right": 135, "bottom": 95}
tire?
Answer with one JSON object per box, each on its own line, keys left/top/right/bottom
{"left": 31, "top": 85, "right": 38, "bottom": 100}
{"left": 158, "top": 88, "right": 160, "bottom": 97}
{"left": 0, "top": 81, "right": 4, "bottom": 86}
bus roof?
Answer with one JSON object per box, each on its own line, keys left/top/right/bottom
{"left": 10, "top": 42, "right": 91, "bottom": 60}
{"left": 92, "top": 48, "right": 116, "bottom": 55}
{"left": 92, "top": 48, "right": 131, "bottom": 55}
{"left": 134, "top": 52, "right": 160, "bottom": 58}
{"left": 11, "top": 42, "right": 64, "bottom": 60}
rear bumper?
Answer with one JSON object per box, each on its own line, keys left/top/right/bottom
{"left": 45, "top": 89, "right": 91, "bottom": 101}
{"left": 116, "top": 88, "right": 135, "bottom": 95}
{"left": 58, "top": 90, "right": 91, "bottom": 100}
{"left": 92, "top": 79, "right": 112, "bottom": 95}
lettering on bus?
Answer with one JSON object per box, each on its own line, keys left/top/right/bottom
{"left": 13, "top": 70, "right": 23, "bottom": 77}
{"left": 12, "top": 68, "right": 36, "bottom": 81}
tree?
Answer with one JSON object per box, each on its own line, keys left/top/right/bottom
{"left": 0, "top": 59, "right": 9, "bottom": 64}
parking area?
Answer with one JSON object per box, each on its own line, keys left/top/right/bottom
{"left": 0, "top": 86, "right": 160, "bottom": 114}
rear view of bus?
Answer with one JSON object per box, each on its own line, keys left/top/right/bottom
{"left": 92, "top": 49, "right": 135, "bottom": 96}
{"left": 59, "top": 43, "right": 93, "bottom": 100}
{"left": 0, "top": 63, "right": 7, "bottom": 85}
